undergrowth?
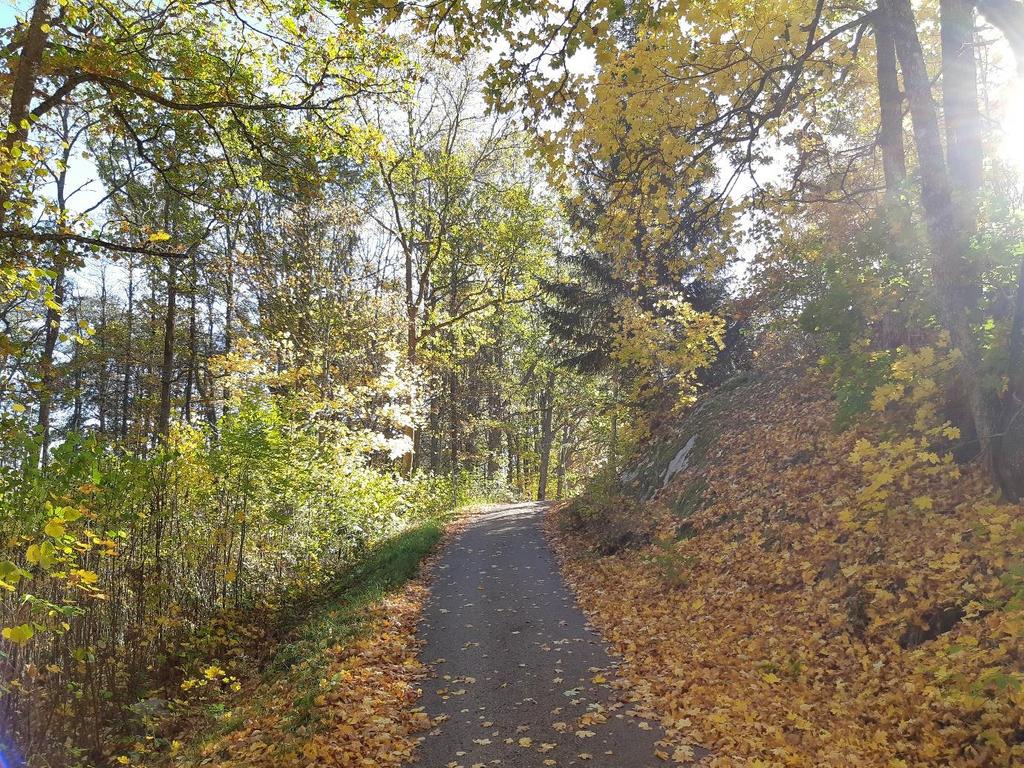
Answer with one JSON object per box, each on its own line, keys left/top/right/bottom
{"left": 112, "top": 511, "right": 455, "bottom": 768}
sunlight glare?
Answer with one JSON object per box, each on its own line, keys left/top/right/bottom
{"left": 998, "top": 77, "right": 1024, "bottom": 173}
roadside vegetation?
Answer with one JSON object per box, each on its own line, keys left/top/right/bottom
{"left": 146, "top": 513, "right": 451, "bottom": 768}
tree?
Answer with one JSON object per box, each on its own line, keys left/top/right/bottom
{"left": 358, "top": 53, "right": 554, "bottom": 473}
{"left": 0, "top": 0, "right": 403, "bottom": 262}
{"left": 473, "top": 0, "right": 1024, "bottom": 496}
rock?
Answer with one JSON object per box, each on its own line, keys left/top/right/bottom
{"left": 662, "top": 436, "right": 698, "bottom": 487}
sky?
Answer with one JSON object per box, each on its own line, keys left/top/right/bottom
{"left": 1, "top": 1, "right": 24, "bottom": 28}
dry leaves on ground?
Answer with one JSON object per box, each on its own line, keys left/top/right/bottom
{"left": 550, "top": 369, "right": 1024, "bottom": 767}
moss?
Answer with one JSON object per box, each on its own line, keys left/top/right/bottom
{"left": 622, "top": 374, "right": 757, "bottom": 496}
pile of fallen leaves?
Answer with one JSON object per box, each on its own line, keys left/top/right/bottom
{"left": 551, "top": 364, "right": 1024, "bottom": 767}
{"left": 156, "top": 583, "right": 431, "bottom": 768}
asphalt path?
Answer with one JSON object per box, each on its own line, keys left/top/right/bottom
{"left": 414, "top": 502, "right": 665, "bottom": 768}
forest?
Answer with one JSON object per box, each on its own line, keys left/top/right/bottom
{"left": 0, "top": 0, "right": 1022, "bottom": 765}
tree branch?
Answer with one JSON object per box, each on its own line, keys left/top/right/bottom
{"left": 0, "top": 228, "right": 194, "bottom": 258}
{"left": 974, "top": 0, "right": 1024, "bottom": 71}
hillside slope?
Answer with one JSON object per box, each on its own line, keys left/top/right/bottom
{"left": 553, "top": 360, "right": 1024, "bottom": 767}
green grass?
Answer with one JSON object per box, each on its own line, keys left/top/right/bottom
{"left": 176, "top": 514, "right": 452, "bottom": 761}
{"left": 270, "top": 518, "right": 448, "bottom": 726}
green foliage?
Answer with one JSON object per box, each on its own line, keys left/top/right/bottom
{"left": 828, "top": 349, "right": 896, "bottom": 429}
{"left": 0, "top": 381, "right": 478, "bottom": 765}
{"left": 648, "top": 537, "right": 695, "bottom": 588}
{"left": 565, "top": 471, "right": 631, "bottom": 525}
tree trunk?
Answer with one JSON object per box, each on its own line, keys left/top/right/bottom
{"left": 486, "top": 383, "right": 501, "bottom": 479}
{"left": 449, "top": 369, "right": 459, "bottom": 474}
{"left": 887, "top": 0, "right": 997, "bottom": 468}
{"left": 940, "top": 0, "right": 987, "bottom": 355}
{"left": 4, "top": 0, "right": 50, "bottom": 151}
{"left": 506, "top": 431, "right": 516, "bottom": 490}
{"left": 448, "top": 261, "right": 459, "bottom": 478}
{"left": 996, "top": 256, "right": 1024, "bottom": 498}
{"left": 202, "top": 290, "right": 217, "bottom": 428}
{"left": 37, "top": 258, "right": 65, "bottom": 466}
{"left": 609, "top": 390, "right": 619, "bottom": 475}
{"left": 220, "top": 241, "right": 234, "bottom": 416}
{"left": 399, "top": 102, "right": 421, "bottom": 476}
{"left": 486, "top": 336, "right": 504, "bottom": 480}
{"left": 537, "top": 370, "right": 556, "bottom": 501}
{"left": 0, "top": 0, "right": 51, "bottom": 232}
{"left": 97, "top": 267, "right": 109, "bottom": 433}
{"left": 234, "top": 496, "right": 247, "bottom": 607}
{"left": 68, "top": 301, "right": 82, "bottom": 431}
{"left": 942, "top": 0, "right": 984, "bottom": 195}
{"left": 120, "top": 260, "right": 135, "bottom": 440}
{"left": 555, "top": 422, "right": 572, "bottom": 500}
{"left": 184, "top": 253, "right": 198, "bottom": 423}
{"left": 874, "top": 0, "right": 907, "bottom": 190}
{"left": 157, "top": 259, "right": 177, "bottom": 440}
{"left": 36, "top": 120, "right": 71, "bottom": 464}
{"left": 401, "top": 259, "right": 417, "bottom": 474}
{"left": 941, "top": 0, "right": 985, "bottom": 307}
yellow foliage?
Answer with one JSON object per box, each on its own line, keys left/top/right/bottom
{"left": 850, "top": 345, "right": 963, "bottom": 518}
{"left": 610, "top": 297, "right": 725, "bottom": 414}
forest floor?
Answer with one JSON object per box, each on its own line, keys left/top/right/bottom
{"left": 553, "top": 364, "right": 1024, "bottom": 766}
{"left": 414, "top": 502, "right": 671, "bottom": 768}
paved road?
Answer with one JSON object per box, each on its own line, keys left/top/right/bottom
{"left": 414, "top": 502, "right": 664, "bottom": 767}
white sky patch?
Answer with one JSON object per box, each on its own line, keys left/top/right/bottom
{"left": 0, "top": 0, "right": 24, "bottom": 27}
{"left": 996, "top": 76, "right": 1024, "bottom": 172}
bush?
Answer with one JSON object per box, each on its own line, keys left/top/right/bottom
{"left": 0, "top": 389, "right": 477, "bottom": 766}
